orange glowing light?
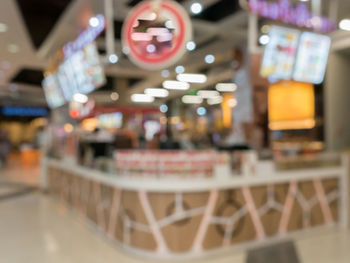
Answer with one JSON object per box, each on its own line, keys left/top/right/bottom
{"left": 70, "top": 109, "right": 79, "bottom": 119}
{"left": 221, "top": 93, "right": 235, "bottom": 128}
{"left": 268, "top": 81, "right": 315, "bottom": 130}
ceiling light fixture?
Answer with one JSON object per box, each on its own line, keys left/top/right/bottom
{"left": 160, "top": 104, "right": 168, "bottom": 113}
{"left": 131, "top": 94, "right": 154, "bottom": 103}
{"left": 182, "top": 95, "right": 203, "bottom": 104}
{"left": 207, "top": 96, "right": 223, "bottom": 105}
{"left": 204, "top": 54, "right": 215, "bottom": 64}
{"left": 216, "top": 83, "right": 237, "bottom": 92}
{"left": 177, "top": 73, "right": 207, "bottom": 83}
{"left": 197, "top": 107, "right": 207, "bottom": 116}
{"left": 186, "top": 41, "right": 196, "bottom": 51}
{"left": 89, "top": 16, "right": 100, "bottom": 28}
{"left": 73, "top": 93, "right": 88, "bottom": 104}
{"left": 339, "top": 19, "right": 350, "bottom": 31}
{"left": 0, "top": 23, "right": 8, "bottom": 33}
{"left": 161, "top": 69, "right": 170, "bottom": 78}
{"left": 163, "top": 80, "right": 190, "bottom": 90}
{"left": 259, "top": 34, "right": 270, "bottom": 45}
{"left": 110, "top": 92, "right": 119, "bottom": 101}
{"left": 145, "top": 88, "right": 169, "bottom": 98}
{"left": 198, "top": 90, "right": 220, "bottom": 99}
{"left": 228, "top": 98, "right": 238, "bottom": 108}
{"left": 261, "top": 25, "right": 270, "bottom": 34}
{"left": 7, "top": 44, "right": 19, "bottom": 53}
{"left": 109, "top": 54, "right": 119, "bottom": 64}
{"left": 122, "top": 46, "right": 130, "bottom": 55}
{"left": 175, "top": 65, "right": 185, "bottom": 74}
{"left": 190, "top": 2, "right": 203, "bottom": 15}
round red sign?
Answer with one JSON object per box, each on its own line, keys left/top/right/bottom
{"left": 122, "top": 0, "right": 192, "bottom": 70}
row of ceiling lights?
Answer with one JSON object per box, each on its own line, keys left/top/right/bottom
{"left": 0, "top": 22, "right": 20, "bottom": 54}
{"left": 180, "top": 83, "right": 237, "bottom": 106}
{"left": 129, "top": 45, "right": 217, "bottom": 103}
{"left": 131, "top": 78, "right": 237, "bottom": 108}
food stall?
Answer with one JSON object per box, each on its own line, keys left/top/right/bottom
{"left": 38, "top": 0, "right": 349, "bottom": 260}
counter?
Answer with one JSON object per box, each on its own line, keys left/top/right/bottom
{"left": 41, "top": 154, "right": 349, "bottom": 260}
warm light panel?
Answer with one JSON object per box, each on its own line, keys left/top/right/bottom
{"left": 268, "top": 81, "right": 315, "bottom": 130}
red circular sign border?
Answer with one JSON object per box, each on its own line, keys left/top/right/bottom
{"left": 122, "top": 0, "right": 190, "bottom": 68}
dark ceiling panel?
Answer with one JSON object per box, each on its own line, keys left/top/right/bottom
{"left": 129, "top": 78, "right": 143, "bottom": 87}
{"left": 194, "top": 0, "right": 241, "bottom": 22}
{"left": 95, "top": 76, "right": 115, "bottom": 92}
{"left": 11, "top": 68, "right": 44, "bottom": 87}
{"left": 16, "top": 0, "right": 73, "bottom": 49}
{"left": 100, "top": 20, "right": 123, "bottom": 40}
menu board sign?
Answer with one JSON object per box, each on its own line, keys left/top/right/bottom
{"left": 42, "top": 74, "right": 66, "bottom": 109}
{"left": 57, "top": 59, "right": 79, "bottom": 101}
{"left": 260, "top": 26, "right": 300, "bottom": 80}
{"left": 98, "top": 112, "right": 123, "bottom": 129}
{"left": 43, "top": 43, "right": 106, "bottom": 108}
{"left": 293, "top": 32, "right": 331, "bottom": 84}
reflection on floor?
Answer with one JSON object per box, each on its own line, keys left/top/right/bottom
{"left": 0, "top": 162, "right": 350, "bottom": 263}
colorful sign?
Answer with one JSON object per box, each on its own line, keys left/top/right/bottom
{"left": 248, "top": 0, "right": 336, "bottom": 33}
{"left": 1, "top": 106, "right": 48, "bottom": 117}
{"left": 122, "top": 0, "right": 191, "bottom": 70}
{"left": 293, "top": 32, "right": 331, "bottom": 84}
{"left": 63, "top": 14, "right": 105, "bottom": 59}
{"left": 261, "top": 26, "right": 300, "bottom": 80}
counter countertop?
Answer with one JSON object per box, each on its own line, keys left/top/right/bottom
{"left": 45, "top": 158, "right": 344, "bottom": 193}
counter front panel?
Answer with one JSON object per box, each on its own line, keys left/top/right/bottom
{"left": 47, "top": 162, "right": 342, "bottom": 258}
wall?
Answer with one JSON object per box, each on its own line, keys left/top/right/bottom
{"left": 325, "top": 51, "right": 350, "bottom": 151}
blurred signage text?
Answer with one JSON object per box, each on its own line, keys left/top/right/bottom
{"left": 248, "top": 0, "right": 336, "bottom": 33}
{"left": 63, "top": 15, "right": 105, "bottom": 58}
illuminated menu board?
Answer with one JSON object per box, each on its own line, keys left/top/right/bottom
{"left": 98, "top": 113, "right": 123, "bottom": 129}
{"left": 43, "top": 42, "right": 106, "bottom": 108}
{"left": 42, "top": 74, "right": 66, "bottom": 109}
{"left": 261, "top": 26, "right": 300, "bottom": 80}
{"left": 57, "top": 59, "right": 79, "bottom": 101}
{"left": 293, "top": 32, "right": 331, "bottom": 84}
{"left": 82, "top": 43, "right": 106, "bottom": 91}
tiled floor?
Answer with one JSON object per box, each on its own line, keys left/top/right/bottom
{"left": 1, "top": 162, "right": 350, "bottom": 263}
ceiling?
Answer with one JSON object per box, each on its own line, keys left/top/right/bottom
{"left": 0, "top": 0, "right": 349, "bottom": 107}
